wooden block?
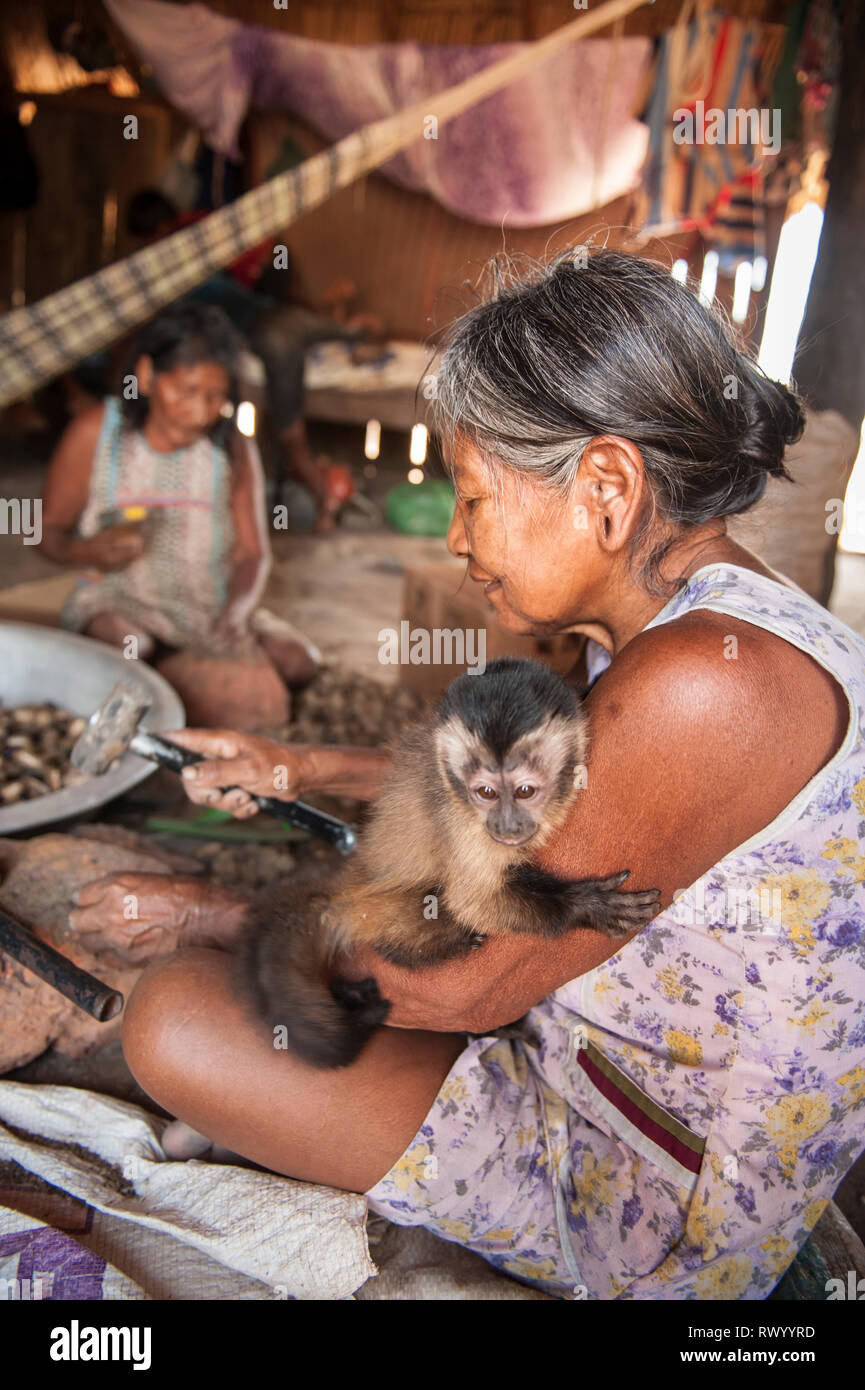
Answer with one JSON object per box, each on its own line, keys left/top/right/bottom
{"left": 769, "top": 1200, "right": 865, "bottom": 1299}
{"left": 397, "top": 561, "right": 585, "bottom": 698}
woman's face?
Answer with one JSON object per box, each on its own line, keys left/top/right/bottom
{"left": 445, "top": 436, "right": 608, "bottom": 636}
{"left": 137, "top": 357, "right": 230, "bottom": 448}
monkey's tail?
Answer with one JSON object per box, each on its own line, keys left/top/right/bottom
{"left": 238, "top": 895, "right": 391, "bottom": 1070}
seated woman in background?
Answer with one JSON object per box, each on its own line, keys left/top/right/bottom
{"left": 39, "top": 302, "right": 319, "bottom": 691}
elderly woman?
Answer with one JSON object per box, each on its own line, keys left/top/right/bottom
{"left": 111, "top": 250, "right": 865, "bottom": 1301}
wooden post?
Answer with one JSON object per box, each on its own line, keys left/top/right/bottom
{"left": 793, "top": 0, "right": 865, "bottom": 432}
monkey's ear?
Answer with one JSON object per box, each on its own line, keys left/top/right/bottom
{"left": 435, "top": 716, "right": 474, "bottom": 783}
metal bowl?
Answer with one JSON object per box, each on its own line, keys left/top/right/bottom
{"left": 0, "top": 622, "right": 185, "bottom": 833}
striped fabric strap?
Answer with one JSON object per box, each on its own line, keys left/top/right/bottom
{"left": 0, "top": 0, "right": 651, "bottom": 410}
{"left": 574, "top": 1039, "right": 706, "bottom": 1190}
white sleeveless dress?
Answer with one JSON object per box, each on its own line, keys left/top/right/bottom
{"left": 61, "top": 397, "right": 235, "bottom": 647}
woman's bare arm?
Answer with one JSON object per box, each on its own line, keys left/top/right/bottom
{"left": 40, "top": 403, "right": 146, "bottom": 570}
{"left": 40, "top": 406, "right": 103, "bottom": 563}
{"left": 168, "top": 728, "right": 393, "bottom": 806}
{"left": 219, "top": 432, "right": 271, "bottom": 633}
{"left": 351, "top": 609, "right": 849, "bottom": 1033}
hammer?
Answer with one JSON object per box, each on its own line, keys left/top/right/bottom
{"left": 71, "top": 681, "right": 357, "bottom": 854}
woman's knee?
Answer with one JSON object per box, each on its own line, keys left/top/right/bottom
{"left": 86, "top": 611, "right": 156, "bottom": 658}
{"left": 122, "top": 946, "right": 234, "bottom": 1107}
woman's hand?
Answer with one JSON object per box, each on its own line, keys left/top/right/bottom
{"left": 170, "top": 731, "right": 392, "bottom": 808}
{"left": 67, "top": 872, "right": 250, "bottom": 963}
{"left": 334, "top": 933, "right": 574, "bottom": 1036}
{"left": 208, "top": 609, "right": 249, "bottom": 655}
{"left": 332, "top": 941, "right": 481, "bottom": 1032}
{"left": 73, "top": 522, "right": 147, "bottom": 571}
{"left": 168, "top": 729, "right": 315, "bottom": 817}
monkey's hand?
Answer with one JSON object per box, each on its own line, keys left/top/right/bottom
{"left": 561, "top": 870, "right": 661, "bottom": 936}
{"left": 506, "top": 864, "right": 660, "bottom": 938}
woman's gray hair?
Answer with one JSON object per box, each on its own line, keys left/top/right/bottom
{"left": 429, "top": 246, "right": 806, "bottom": 594}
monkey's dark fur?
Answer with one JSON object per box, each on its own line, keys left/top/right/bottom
{"left": 240, "top": 658, "right": 660, "bottom": 1068}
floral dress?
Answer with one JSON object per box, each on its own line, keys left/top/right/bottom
{"left": 365, "top": 562, "right": 865, "bottom": 1300}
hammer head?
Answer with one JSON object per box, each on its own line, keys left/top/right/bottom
{"left": 71, "top": 680, "right": 153, "bottom": 776}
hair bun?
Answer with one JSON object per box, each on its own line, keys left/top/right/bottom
{"left": 736, "top": 365, "right": 806, "bottom": 481}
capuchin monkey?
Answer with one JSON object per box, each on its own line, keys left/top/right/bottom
{"left": 239, "top": 658, "right": 660, "bottom": 1068}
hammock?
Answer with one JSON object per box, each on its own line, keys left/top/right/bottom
{"left": 0, "top": 0, "right": 650, "bottom": 410}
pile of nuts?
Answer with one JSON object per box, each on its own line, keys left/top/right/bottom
{"left": 193, "top": 842, "right": 297, "bottom": 891}
{"left": 0, "top": 703, "right": 89, "bottom": 804}
{"left": 284, "top": 664, "right": 426, "bottom": 747}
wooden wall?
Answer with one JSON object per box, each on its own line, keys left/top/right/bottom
{"left": 248, "top": 113, "right": 694, "bottom": 344}
{"left": 157, "top": 0, "right": 790, "bottom": 42}
{"left": 0, "top": 92, "right": 180, "bottom": 312}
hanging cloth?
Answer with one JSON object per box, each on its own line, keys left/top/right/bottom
{"left": 104, "top": 0, "right": 651, "bottom": 229}
{"left": 636, "top": 0, "right": 785, "bottom": 255}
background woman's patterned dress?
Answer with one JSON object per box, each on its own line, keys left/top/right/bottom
{"left": 62, "top": 397, "right": 235, "bottom": 647}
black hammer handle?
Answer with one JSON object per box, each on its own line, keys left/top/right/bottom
{"left": 0, "top": 909, "right": 124, "bottom": 1021}
{"left": 131, "top": 732, "right": 357, "bottom": 854}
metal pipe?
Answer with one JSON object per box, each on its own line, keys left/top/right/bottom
{"left": 0, "top": 908, "right": 124, "bottom": 1021}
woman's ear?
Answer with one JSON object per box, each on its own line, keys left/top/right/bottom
{"left": 578, "top": 436, "right": 646, "bottom": 553}
{"left": 134, "top": 355, "right": 154, "bottom": 398}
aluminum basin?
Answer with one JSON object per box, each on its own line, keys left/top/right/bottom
{"left": 0, "top": 622, "right": 185, "bottom": 833}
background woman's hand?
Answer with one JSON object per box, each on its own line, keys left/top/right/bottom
{"left": 208, "top": 609, "right": 250, "bottom": 655}
{"left": 168, "top": 728, "right": 313, "bottom": 817}
{"left": 74, "top": 521, "right": 146, "bottom": 571}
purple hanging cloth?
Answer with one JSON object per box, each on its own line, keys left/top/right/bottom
{"left": 105, "top": 0, "right": 651, "bottom": 228}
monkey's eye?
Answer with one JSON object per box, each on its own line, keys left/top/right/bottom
{"left": 514, "top": 784, "right": 536, "bottom": 799}
{"left": 475, "top": 785, "right": 498, "bottom": 801}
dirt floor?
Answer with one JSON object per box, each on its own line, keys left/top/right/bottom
{"left": 1, "top": 416, "right": 865, "bottom": 1242}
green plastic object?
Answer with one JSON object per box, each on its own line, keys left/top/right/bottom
{"left": 385, "top": 479, "right": 455, "bottom": 536}
{"left": 145, "top": 815, "right": 308, "bottom": 844}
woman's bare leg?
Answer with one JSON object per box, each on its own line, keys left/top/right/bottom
{"left": 85, "top": 611, "right": 157, "bottom": 660}
{"left": 122, "top": 947, "right": 466, "bottom": 1193}
{"left": 256, "top": 628, "right": 320, "bottom": 689}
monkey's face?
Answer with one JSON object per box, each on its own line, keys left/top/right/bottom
{"left": 437, "top": 712, "right": 579, "bottom": 849}
{"left": 468, "top": 763, "right": 551, "bottom": 845}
